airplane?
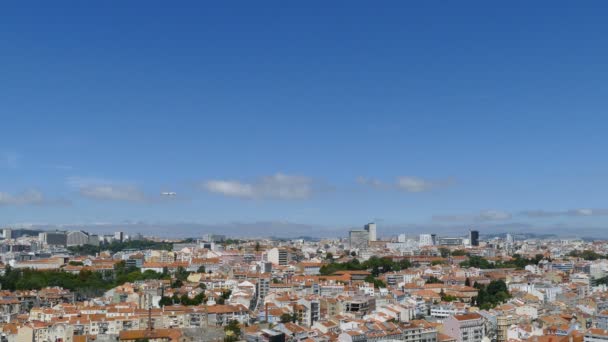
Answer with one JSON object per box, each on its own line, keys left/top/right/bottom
{"left": 160, "top": 192, "right": 177, "bottom": 196}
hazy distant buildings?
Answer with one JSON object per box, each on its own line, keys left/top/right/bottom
{"left": 87, "top": 234, "right": 100, "bottom": 246}
{"left": 67, "top": 231, "right": 89, "bottom": 247}
{"left": 201, "top": 234, "right": 226, "bottom": 243}
{"left": 1, "top": 228, "right": 11, "bottom": 240}
{"left": 419, "top": 234, "right": 436, "bottom": 247}
{"left": 437, "top": 237, "right": 463, "bottom": 246}
{"left": 39, "top": 231, "right": 68, "bottom": 246}
{"left": 114, "top": 231, "right": 124, "bottom": 243}
{"left": 348, "top": 223, "right": 379, "bottom": 249}
{"left": 349, "top": 229, "right": 369, "bottom": 249}
{"left": 36, "top": 230, "right": 100, "bottom": 247}
{"left": 364, "top": 223, "right": 377, "bottom": 242}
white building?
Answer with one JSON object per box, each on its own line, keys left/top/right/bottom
{"left": 67, "top": 231, "right": 89, "bottom": 246}
{"left": 419, "top": 234, "right": 436, "bottom": 247}
{"left": 443, "top": 313, "right": 486, "bottom": 342}
{"left": 364, "top": 222, "right": 377, "bottom": 242}
{"left": 266, "top": 248, "right": 289, "bottom": 266}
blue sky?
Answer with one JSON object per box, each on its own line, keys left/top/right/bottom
{"left": 2, "top": 2, "right": 608, "bottom": 237}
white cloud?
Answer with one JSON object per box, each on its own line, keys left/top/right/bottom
{"left": 522, "top": 208, "right": 608, "bottom": 218}
{"left": 0, "top": 189, "right": 58, "bottom": 206}
{"left": 0, "top": 151, "right": 19, "bottom": 168}
{"left": 358, "top": 176, "right": 453, "bottom": 193}
{"left": 433, "top": 210, "right": 512, "bottom": 222}
{"left": 67, "top": 177, "right": 146, "bottom": 202}
{"left": 396, "top": 176, "right": 437, "bottom": 192}
{"left": 356, "top": 177, "right": 386, "bottom": 189}
{"left": 202, "top": 173, "right": 315, "bottom": 200}
{"left": 478, "top": 210, "right": 512, "bottom": 221}
{"left": 0, "top": 189, "right": 43, "bottom": 205}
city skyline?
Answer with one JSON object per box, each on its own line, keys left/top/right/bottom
{"left": 3, "top": 2, "right": 608, "bottom": 237}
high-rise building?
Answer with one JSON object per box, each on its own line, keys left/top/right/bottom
{"left": 67, "top": 231, "right": 90, "bottom": 246}
{"left": 39, "top": 231, "right": 68, "bottom": 246}
{"left": 505, "top": 233, "right": 514, "bottom": 244}
{"left": 88, "top": 234, "right": 100, "bottom": 246}
{"left": 364, "top": 223, "right": 377, "bottom": 241}
{"left": 497, "top": 315, "right": 516, "bottom": 342}
{"left": 114, "top": 231, "right": 124, "bottom": 243}
{"left": 469, "top": 230, "right": 480, "bottom": 247}
{"left": 398, "top": 234, "right": 406, "bottom": 243}
{"left": 266, "top": 248, "right": 289, "bottom": 266}
{"left": 1, "top": 228, "right": 12, "bottom": 240}
{"left": 419, "top": 234, "right": 436, "bottom": 247}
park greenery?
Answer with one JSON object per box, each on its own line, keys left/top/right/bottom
{"left": 67, "top": 239, "right": 173, "bottom": 255}
{"left": 319, "top": 256, "right": 412, "bottom": 276}
{"left": 425, "top": 276, "right": 443, "bottom": 284}
{"left": 364, "top": 274, "right": 387, "bottom": 288}
{"left": 567, "top": 249, "right": 605, "bottom": 261}
{"left": 472, "top": 280, "right": 511, "bottom": 309}
{"left": 0, "top": 261, "right": 168, "bottom": 295}
{"left": 460, "top": 254, "right": 545, "bottom": 269}
{"left": 159, "top": 292, "right": 206, "bottom": 306}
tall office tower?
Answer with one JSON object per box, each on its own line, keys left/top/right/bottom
{"left": 1, "top": 228, "right": 11, "bottom": 240}
{"left": 469, "top": 230, "right": 480, "bottom": 246}
{"left": 419, "top": 234, "right": 436, "bottom": 247}
{"left": 266, "top": 248, "right": 289, "bottom": 266}
{"left": 39, "top": 231, "right": 68, "bottom": 246}
{"left": 398, "top": 234, "right": 406, "bottom": 243}
{"left": 66, "top": 230, "right": 90, "bottom": 246}
{"left": 506, "top": 233, "right": 514, "bottom": 244}
{"left": 114, "top": 231, "right": 124, "bottom": 242}
{"left": 364, "top": 222, "right": 377, "bottom": 241}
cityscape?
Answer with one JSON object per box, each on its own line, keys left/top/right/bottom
{"left": 1, "top": 224, "right": 607, "bottom": 342}
{"left": 3, "top": 2, "right": 608, "bottom": 342}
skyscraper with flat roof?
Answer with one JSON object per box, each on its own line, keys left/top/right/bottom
{"left": 364, "top": 222, "right": 377, "bottom": 241}
{"left": 419, "top": 234, "right": 436, "bottom": 247}
{"left": 469, "top": 230, "right": 479, "bottom": 246}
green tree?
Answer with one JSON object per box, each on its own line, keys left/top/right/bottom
{"left": 440, "top": 289, "right": 458, "bottom": 302}
{"left": 365, "top": 275, "right": 386, "bottom": 288}
{"left": 426, "top": 276, "right": 443, "bottom": 284}
{"left": 474, "top": 280, "right": 510, "bottom": 309}
{"left": 280, "top": 313, "right": 294, "bottom": 323}
{"left": 224, "top": 320, "right": 241, "bottom": 342}
{"left": 175, "top": 266, "right": 190, "bottom": 281}
{"left": 460, "top": 256, "right": 494, "bottom": 269}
